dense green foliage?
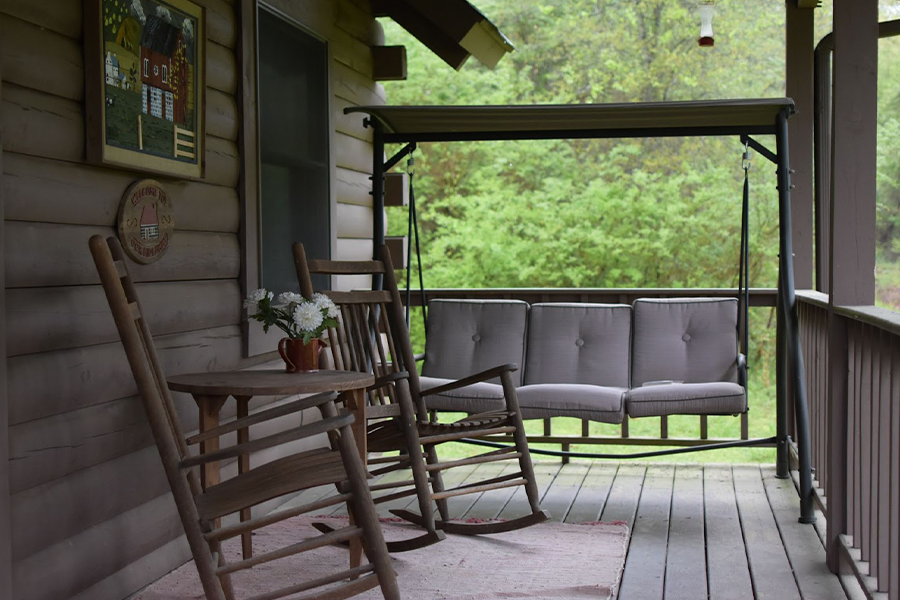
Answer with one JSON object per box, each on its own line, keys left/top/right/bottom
{"left": 379, "top": 1, "right": 900, "bottom": 460}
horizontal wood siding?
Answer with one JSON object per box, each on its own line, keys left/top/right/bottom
{"left": 1, "top": 0, "right": 382, "bottom": 597}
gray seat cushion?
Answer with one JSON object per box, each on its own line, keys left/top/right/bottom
{"left": 632, "top": 297, "right": 740, "bottom": 386}
{"left": 418, "top": 375, "right": 507, "bottom": 415}
{"left": 524, "top": 303, "right": 631, "bottom": 388}
{"left": 422, "top": 299, "right": 529, "bottom": 385}
{"left": 517, "top": 384, "right": 625, "bottom": 423}
{"left": 626, "top": 382, "right": 746, "bottom": 417}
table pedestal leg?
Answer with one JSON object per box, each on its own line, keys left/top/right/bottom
{"left": 346, "top": 388, "right": 367, "bottom": 570}
{"left": 235, "top": 396, "right": 253, "bottom": 560}
{"left": 195, "top": 395, "right": 228, "bottom": 528}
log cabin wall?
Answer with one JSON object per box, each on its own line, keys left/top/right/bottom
{"left": 0, "top": 0, "right": 383, "bottom": 598}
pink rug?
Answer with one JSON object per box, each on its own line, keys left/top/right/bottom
{"left": 135, "top": 516, "right": 629, "bottom": 600}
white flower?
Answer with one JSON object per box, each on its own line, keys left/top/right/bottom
{"left": 294, "top": 302, "right": 324, "bottom": 332}
{"left": 244, "top": 288, "right": 271, "bottom": 308}
{"left": 312, "top": 293, "right": 339, "bottom": 318}
{"left": 277, "top": 292, "right": 304, "bottom": 306}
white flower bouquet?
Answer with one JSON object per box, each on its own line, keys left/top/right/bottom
{"left": 244, "top": 289, "right": 339, "bottom": 344}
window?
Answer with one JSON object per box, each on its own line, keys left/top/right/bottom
{"left": 257, "top": 8, "right": 330, "bottom": 293}
{"left": 143, "top": 58, "right": 149, "bottom": 77}
{"left": 162, "top": 64, "right": 168, "bottom": 84}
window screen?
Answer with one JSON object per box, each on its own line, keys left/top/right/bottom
{"left": 258, "top": 8, "right": 330, "bottom": 293}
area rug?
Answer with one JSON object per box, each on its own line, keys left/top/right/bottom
{"left": 135, "top": 517, "right": 629, "bottom": 600}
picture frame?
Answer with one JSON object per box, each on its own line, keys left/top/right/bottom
{"left": 85, "top": 0, "right": 205, "bottom": 180}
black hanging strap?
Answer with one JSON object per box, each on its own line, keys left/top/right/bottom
{"left": 404, "top": 152, "right": 428, "bottom": 333}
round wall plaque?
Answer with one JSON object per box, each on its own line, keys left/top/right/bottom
{"left": 117, "top": 179, "right": 175, "bottom": 264}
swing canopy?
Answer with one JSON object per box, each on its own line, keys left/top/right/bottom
{"left": 345, "top": 97, "right": 795, "bottom": 142}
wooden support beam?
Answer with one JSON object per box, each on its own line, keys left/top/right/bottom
{"left": 384, "top": 172, "right": 409, "bottom": 207}
{"left": 829, "top": 0, "right": 877, "bottom": 306}
{"left": 786, "top": 2, "right": 815, "bottom": 289}
{"left": 0, "top": 12, "right": 12, "bottom": 599}
{"left": 384, "top": 236, "right": 408, "bottom": 269}
{"left": 372, "top": 46, "right": 407, "bottom": 81}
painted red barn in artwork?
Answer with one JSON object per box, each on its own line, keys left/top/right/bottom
{"left": 140, "top": 15, "right": 189, "bottom": 124}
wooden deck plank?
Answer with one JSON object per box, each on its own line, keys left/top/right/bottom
{"left": 415, "top": 462, "right": 482, "bottom": 518}
{"left": 762, "top": 466, "right": 849, "bottom": 600}
{"left": 733, "top": 465, "right": 802, "bottom": 600}
{"left": 496, "top": 462, "right": 560, "bottom": 520}
{"left": 664, "top": 465, "right": 708, "bottom": 600}
{"left": 705, "top": 465, "right": 754, "bottom": 600}
{"left": 459, "top": 462, "right": 521, "bottom": 520}
{"left": 539, "top": 463, "right": 590, "bottom": 523}
{"left": 617, "top": 465, "right": 674, "bottom": 600}
{"left": 598, "top": 463, "right": 646, "bottom": 527}
{"left": 565, "top": 462, "right": 618, "bottom": 524}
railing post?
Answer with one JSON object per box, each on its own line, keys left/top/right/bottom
{"left": 825, "top": 313, "right": 848, "bottom": 573}
{"left": 826, "top": 0, "right": 878, "bottom": 571}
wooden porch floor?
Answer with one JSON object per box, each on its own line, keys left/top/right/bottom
{"left": 283, "top": 461, "right": 847, "bottom": 600}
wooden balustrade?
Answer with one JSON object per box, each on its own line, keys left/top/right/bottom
{"left": 797, "top": 291, "right": 900, "bottom": 597}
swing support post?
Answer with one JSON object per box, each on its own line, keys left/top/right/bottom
{"left": 775, "top": 107, "right": 816, "bottom": 524}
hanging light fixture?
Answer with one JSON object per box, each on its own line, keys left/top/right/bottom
{"left": 698, "top": 2, "right": 715, "bottom": 47}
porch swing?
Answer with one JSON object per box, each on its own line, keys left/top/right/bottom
{"left": 347, "top": 98, "right": 816, "bottom": 523}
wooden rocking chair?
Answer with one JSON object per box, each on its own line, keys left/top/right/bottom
{"left": 293, "top": 243, "right": 550, "bottom": 540}
{"left": 89, "top": 235, "right": 400, "bottom": 600}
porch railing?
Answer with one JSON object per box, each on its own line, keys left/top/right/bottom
{"left": 402, "top": 287, "right": 779, "bottom": 457}
{"left": 797, "top": 290, "right": 899, "bottom": 597}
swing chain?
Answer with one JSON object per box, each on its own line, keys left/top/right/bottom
{"left": 742, "top": 141, "right": 752, "bottom": 172}
{"left": 407, "top": 149, "right": 415, "bottom": 176}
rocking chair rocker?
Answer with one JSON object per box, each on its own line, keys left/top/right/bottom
{"left": 293, "top": 242, "right": 550, "bottom": 544}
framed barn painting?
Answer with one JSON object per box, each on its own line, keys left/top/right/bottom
{"left": 85, "top": 0, "right": 205, "bottom": 179}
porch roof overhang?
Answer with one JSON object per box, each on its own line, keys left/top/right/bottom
{"left": 372, "top": 0, "right": 515, "bottom": 70}
{"left": 345, "top": 98, "right": 796, "bottom": 143}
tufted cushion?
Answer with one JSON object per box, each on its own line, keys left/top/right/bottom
{"left": 419, "top": 375, "right": 507, "bottom": 414}
{"left": 422, "top": 299, "right": 529, "bottom": 385}
{"left": 632, "top": 298, "right": 739, "bottom": 386}
{"left": 517, "top": 384, "right": 626, "bottom": 423}
{"left": 524, "top": 303, "right": 632, "bottom": 388}
{"left": 626, "top": 381, "right": 746, "bottom": 417}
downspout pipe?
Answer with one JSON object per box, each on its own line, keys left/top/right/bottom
{"left": 370, "top": 117, "right": 385, "bottom": 290}
{"left": 814, "top": 19, "right": 900, "bottom": 292}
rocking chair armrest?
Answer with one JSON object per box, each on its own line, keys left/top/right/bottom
{"left": 367, "top": 371, "right": 411, "bottom": 393}
{"left": 420, "top": 364, "right": 519, "bottom": 397}
{"left": 185, "top": 391, "right": 339, "bottom": 446}
{"left": 180, "top": 409, "right": 355, "bottom": 468}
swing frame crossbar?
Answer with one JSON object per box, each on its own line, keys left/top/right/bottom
{"left": 352, "top": 98, "right": 816, "bottom": 523}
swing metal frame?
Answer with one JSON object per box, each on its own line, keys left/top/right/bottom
{"left": 347, "top": 98, "right": 816, "bottom": 523}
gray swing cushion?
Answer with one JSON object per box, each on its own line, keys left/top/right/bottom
{"left": 515, "top": 303, "right": 631, "bottom": 423}
{"left": 627, "top": 297, "right": 746, "bottom": 417}
{"left": 523, "top": 303, "right": 632, "bottom": 387}
{"left": 420, "top": 299, "right": 528, "bottom": 413}
{"left": 418, "top": 376, "right": 507, "bottom": 415}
